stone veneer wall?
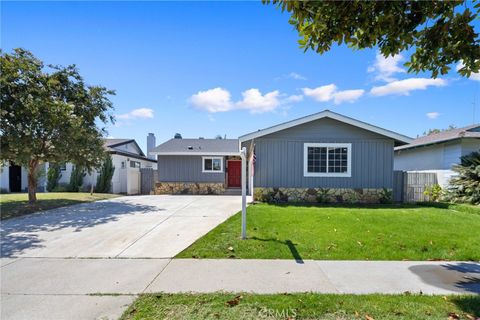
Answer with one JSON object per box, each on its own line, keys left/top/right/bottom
{"left": 155, "top": 182, "right": 225, "bottom": 195}
{"left": 253, "top": 187, "right": 390, "bottom": 204}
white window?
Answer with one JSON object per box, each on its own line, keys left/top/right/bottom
{"left": 303, "top": 143, "right": 351, "bottom": 177}
{"left": 202, "top": 157, "right": 223, "bottom": 173}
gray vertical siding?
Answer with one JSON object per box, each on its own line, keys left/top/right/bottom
{"left": 242, "top": 117, "right": 395, "bottom": 189}
{"left": 158, "top": 155, "right": 225, "bottom": 183}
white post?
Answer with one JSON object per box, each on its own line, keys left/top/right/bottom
{"left": 241, "top": 147, "right": 247, "bottom": 239}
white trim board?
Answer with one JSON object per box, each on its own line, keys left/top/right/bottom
{"left": 303, "top": 142, "right": 352, "bottom": 177}
{"left": 239, "top": 110, "right": 413, "bottom": 144}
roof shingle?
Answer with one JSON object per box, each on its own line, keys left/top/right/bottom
{"left": 395, "top": 124, "right": 480, "bottom": 151}
{"left": 151, "top": 139, "right": 239, "bottom": 154}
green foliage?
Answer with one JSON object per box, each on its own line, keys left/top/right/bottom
{"left": 264, "top": 1, "right": 480, "bottom": 78}
{"left": 46, "top": 164, "right": 62, "bottom": 192}
{"left": 423, "top": 125, "right": 457, "bottom": 136}
{"left": 379, "top": 188, "right": 393, "bottom": 204}
{"left": 423, "top": 184, "right": 443, "bottom": 202}
{"left": 316, "top": 188, "right": 331, "bottom": 203}
{"left": 68, "top": 165, "right": 86, "bottom": 192}
{"left": 52, "top": 183, "right": 69, "bottom": 192}
{"left": 0, "top": 48, "right": 114, "bottom": 202}
{"left": 95, "top": 154, "right": 115, "bottom": 193}
{"left": 449, "top": 150, "right": 480, "bottom": 204}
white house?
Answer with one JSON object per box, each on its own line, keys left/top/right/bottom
{"left": 0, "top": 136, "right": 157, "bottom": 194}
{"left": 394, "top": 124, "right": 480, "bottom": 187}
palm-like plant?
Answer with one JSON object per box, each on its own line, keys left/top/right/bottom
{"left": 449, "top": 150, "right": 480, "bottom": 204}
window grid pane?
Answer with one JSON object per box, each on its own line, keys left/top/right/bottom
{"left": 307, "top": 147, "right": 327, "bottom": 173}
{"left": 327, "top": 147, "right": 348, "bottom": 173}
{"left": 204, "top": 159, "right": 212, "bottom": 171}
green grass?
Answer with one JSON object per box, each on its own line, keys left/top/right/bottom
{"left": 177, "top": 203, "right": 480, "bottom": 261}
{"left": 0, "top": 192, "right": 119, "bottom": 220}
{"left": 121, "top": 293, "right": 479, "bottom": 320}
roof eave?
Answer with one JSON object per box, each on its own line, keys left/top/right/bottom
{"left": 151, "top": 151, "right": 241, "bottom": 156}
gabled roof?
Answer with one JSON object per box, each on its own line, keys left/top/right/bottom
{"left": 103, "top": 139, "right": 134, "bottom": 148}
{"left": 103, "top": 138, "right": 157, "bottom": 162}
{"left": 238, "top": 110, "right": 413, "bottom": 145}
{"left": 395, "top": 124, "right": 480, "bottom": 151}
{"left": 151, "top": 139, "right": 240, "bottom": 156}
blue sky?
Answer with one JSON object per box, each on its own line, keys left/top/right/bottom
{"left": 2, "top": 1, "right": 479, "bottom": 152}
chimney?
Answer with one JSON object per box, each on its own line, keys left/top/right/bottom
{"left": 147, "top": 133, "right": 156, "bottom": 160}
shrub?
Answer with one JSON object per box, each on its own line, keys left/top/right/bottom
{"left": 96, "top": 154, "right": 115, "bottom": 193}
{"left": 316, "top": 188, "right": 331, "bottom": 203}
{"left": 46, "top": 164, "right": 62, "bottom": 192}
{"left": 68, "top": 165, "right": 86, "bottom": 192}
{"left": 53, "top": 183, "right": 69, "bottom": 192}
{"left": 379, "top": 188, "right": 393, "bottom": 204}
{"left": 423, "top": 184, "right": 442, "bottom": 202}
{"left": 448, "top": 150, "right": 480, "bottom": 204}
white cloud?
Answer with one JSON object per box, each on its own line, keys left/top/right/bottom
{"left": 288, "top": 72, "right": 307, "bottom": 80}
{"left": 283, "top": 94, "right": 304, "bottom": 103}
{"left": 368, "top": 52, "right": 405, "bottom": 82}
{"left": 332, "top": 89, "right": 365, "bottom": 104}
{"left": 236, "top": 88, "right": 281, "bottom": 113}
{"left": 426, "top": 112, "right": 440, "bottom": 119}
{"left": 370, "top": 78, "right": 447, "bottom": 96}
{"left": 190, "top": 87, "right": 300, "bottom": 114}
{"left": 117, "top": 108, "right": 154, "bottom": 120}
{"left": 456, "top": 61, "right": 480, "bottom": 81}
{"left": 303, "top": 84, "right": 364, "bottom": 104}
{"left": 276, "top": 72, "right": 307, "bottom": 81}
{"left": 302, "top": 84, "right": 337, "bottom": 102}
{"left": 190, "top": 87, "right": 234, "bottom": 112}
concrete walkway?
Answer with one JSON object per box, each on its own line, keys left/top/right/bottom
{"left": 146, "top": 259, "right": 480, "bottom": 295}
{"left": 2, "top": 258, "right": 478, "bottom": 319}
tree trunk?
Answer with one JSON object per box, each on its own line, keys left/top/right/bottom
{"left": 90, "top": 172, "right": 94, "bottom": 195}
{"left": 27, "top": 159, "right": 39, "bottom": 203}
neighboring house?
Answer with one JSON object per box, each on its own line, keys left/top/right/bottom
{"left": 0, "top": 136, "right": 157, "bottom": 194}
{"left": 394, "top": 124, "right": 480, "bottom": 187}
{"left": 151, "top": 110, "right": 412, "bottom": 203}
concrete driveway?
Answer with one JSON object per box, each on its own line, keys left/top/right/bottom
{"left": 1, "top": 195, "right": 241, "bottom": 320}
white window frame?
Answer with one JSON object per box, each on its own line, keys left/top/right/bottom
{"left": 202, "top": 156, "right": 223, "bottom": 173}
{"left": 303, "top": 143, "right": 352, "bottom": 177}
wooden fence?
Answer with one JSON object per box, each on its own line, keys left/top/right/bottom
{"left": 140, "top": 168, "right": 158, "bottom": 195}
{"left": 393, "top": 171, "right": 438, "bottom": 202}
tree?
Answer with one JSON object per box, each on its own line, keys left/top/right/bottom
{"left": 174, "top": 133, "right": 182, "bottom": 139}
{"left": 0, "top": 48, "right": 114, "bottom": 203}
{"left": 214, "top": 134, "right": 223, "bottom": 139}
{"left": 265, "top": 1, "right": 480, "bottom": 78}
{"left": 449, "top": 150, "right": 480, "bottom": 204}
{"left": 68, "top": 165, "right": 86, "bottom": 192}
{"left": 423, "top": 125, "right": 457, "bottom": 136}
{"left": 46, "top": 164, "right": 62, "bottom": 192}
{"left": 95, "top": 154, "right": 115, "bottom": 193}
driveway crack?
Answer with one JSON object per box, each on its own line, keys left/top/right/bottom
{"left": 115, "top": 198, "right": 203, "bottom": 258}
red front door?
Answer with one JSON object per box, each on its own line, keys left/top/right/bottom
{"left": 227, "top": 160, "right": 241, "bottom": 188}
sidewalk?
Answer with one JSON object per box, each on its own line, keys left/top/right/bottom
{"left": 146, "top": 259, "right": 480, "bottom": 295}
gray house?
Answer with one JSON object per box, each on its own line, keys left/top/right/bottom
{"left": 151, "top": 110, "right": 412, "bottom": 203}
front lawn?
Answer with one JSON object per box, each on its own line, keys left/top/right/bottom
{"left": 0, "top": 192, "right": 119, "bottom": 220}
{"left": 178, "top": 203, "right": 480, "bottom": 261}
{"left": 121, "top": 293, "right": 479, "bottom": 320}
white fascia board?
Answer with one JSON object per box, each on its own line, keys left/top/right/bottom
{"left": 239, "top": 110, "right": 413, "bottom": 144}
